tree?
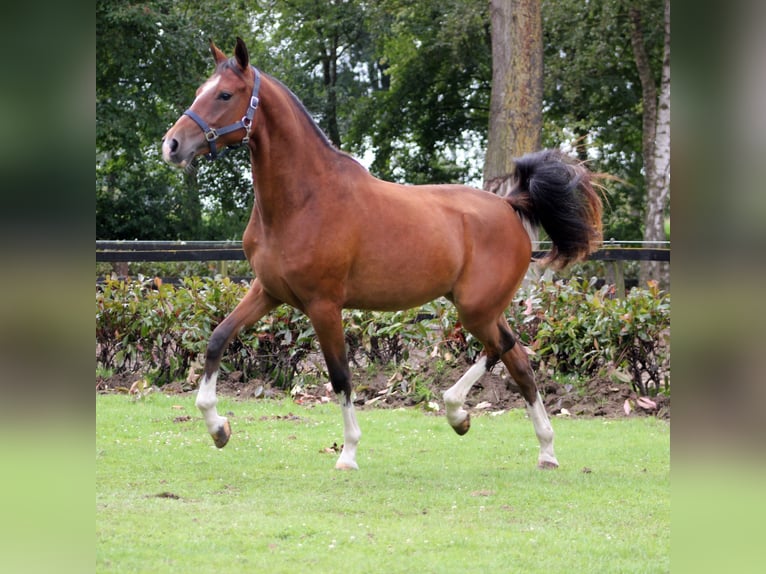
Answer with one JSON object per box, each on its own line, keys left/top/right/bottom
{"left": 96, "top": 0, "right": 661, "bottom": 249}
{"left": 483, "top": 0, "right": 543, "bottom": 196}
{"left": 263, "top": 0, "right": 372, "bottom": 149}
{"left": 541, "top": 0, "right": 664, "bottom": 242}
{"left": 96, "top": 0, "right": 256, "bottom": 240}
{"left": 345, "top": 0, "right": 492, "bottom": 184}
{"left": 630, "top": 0, "right": 670, "bottom": 285}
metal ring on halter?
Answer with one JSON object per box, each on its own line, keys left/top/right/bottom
{"left": 240, "top": 117, "right": 252, "bottom": 144}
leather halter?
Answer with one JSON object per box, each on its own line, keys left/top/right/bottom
{"left": 183, "top": 66, "right": 261, "bottom": 160}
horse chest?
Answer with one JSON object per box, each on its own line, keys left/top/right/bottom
{"left": 248, "top": 241, "right": 329, "bottom": 308}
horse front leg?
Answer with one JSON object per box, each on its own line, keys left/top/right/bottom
{"left": 197, "top": 279, "right": 279, "bottom": 448}
{"left": 307, "top": 301, "right": 361, "bottom": 470}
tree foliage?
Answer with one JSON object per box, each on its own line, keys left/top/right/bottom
{"left": 96, "top": 0, "right": 256, "bottom": 239}
{"left": 345, "top": 0, "right": 492, "bottom": 184}
{"left": 260, "top": 0, "right": 372, "bottom": 147}
{"left": 542, "top": 0, "right": 664, "bottom": 240}
{"left": 96, "top": 0, "right": 664, "bottom": 242}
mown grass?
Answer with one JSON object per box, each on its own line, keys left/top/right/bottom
{"left": 96, "top": 393, "right": 669, "bottom": 573}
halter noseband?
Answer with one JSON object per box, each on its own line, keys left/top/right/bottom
{"left": 183, "top": 66, "right": 261, "bottom": 160}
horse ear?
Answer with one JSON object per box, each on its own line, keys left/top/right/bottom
{"left": 209, "top": 41, "right": 227, "bottom": 64}
{"left": 234, "top": 36, "right": 249, "bottom": 70}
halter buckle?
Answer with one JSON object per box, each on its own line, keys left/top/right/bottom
{"left": 204, "top": 128, "right": 218, "bottom": 142}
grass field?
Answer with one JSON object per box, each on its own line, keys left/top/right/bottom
{"left": 96, "top": 392, "right": 669, "bottom": 573}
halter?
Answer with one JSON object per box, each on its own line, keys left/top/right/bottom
{"left": 183, "top": 66, "right": 261, "bottom": 160}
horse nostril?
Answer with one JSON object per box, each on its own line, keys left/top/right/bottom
{"left": 169, "top": 138, "right": 179, "bottom": 153}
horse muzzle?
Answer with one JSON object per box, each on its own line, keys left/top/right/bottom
{"left": 161, "top": 123, "right": 199, "bottom": 168}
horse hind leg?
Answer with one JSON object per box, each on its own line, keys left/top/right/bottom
{"left": 197, "top": 279, "right": 279, "bottom": 448}
{"left": 443, "top": 356, "right": 488, "bottom": 435}
{"left": 500, "top": 334, "right": 559, "bottom": 469}
{"left": 446, "top": 313, "right": 558, "bottom": 469}
{"left": 442, "top": 310, "right": 515, "bottom": 436}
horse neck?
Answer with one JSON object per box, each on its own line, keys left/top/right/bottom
{"left": 248, "top": 76, "right": 340, "bottom": 225}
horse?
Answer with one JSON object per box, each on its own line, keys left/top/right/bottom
{"left": 161, "top": 38, "right": 602, "bottom": 470}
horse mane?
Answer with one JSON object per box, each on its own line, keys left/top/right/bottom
{"left": 265, "top": 73, "right": 335, "bottom": 149}
{"left": 264, "top": 72, "right": 367, "bottom": 170}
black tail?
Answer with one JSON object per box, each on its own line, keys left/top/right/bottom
{"left": 506, "top": 149, "right": 603, "bottom": 270}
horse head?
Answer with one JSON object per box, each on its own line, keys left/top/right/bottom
{"left": 162, "top": 38, "right": 260, "bottom": 166}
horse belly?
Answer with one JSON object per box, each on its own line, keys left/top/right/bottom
{"left": 345, "top": 240, "right": 461, "bottom": 311}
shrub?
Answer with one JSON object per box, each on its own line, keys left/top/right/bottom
{"left": 99, "top": 276, "right": 225, "bottom": 384}
{"left": 96, "top": 275, "right": 669, "bottom": 396}
{"left": 508, "top": 278, "right": 670, "bottom": 396}
{"left": 344, "top": 308, "right": 431, "bottom": 366}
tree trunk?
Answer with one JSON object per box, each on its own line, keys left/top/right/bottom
{"left": 631, "top": 0, "right": 670, "bottom": 287}
{"left": 483, "top": 0, "right": 543, "bottom": 197}
{"left": 181, "top": 168, "right": 201, "bottom": 239}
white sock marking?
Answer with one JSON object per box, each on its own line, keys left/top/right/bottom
{"left": 443, "top": 356, "right": 487, "bottom": 428}
{"left": 195, "top": 371, "right": 228, "bottom": 435}
{"left": 526, "top": 391, "right": 558, "bottom": 466}
{"left": 336, "top": 396, "right": 361, "bottom": 470}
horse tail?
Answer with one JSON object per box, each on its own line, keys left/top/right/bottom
{"left": 505, "top": 149, "right": 603, "bottom": 270}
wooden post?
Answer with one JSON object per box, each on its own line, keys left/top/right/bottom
{"left": 612, "top": 260, "right": 626, "bottom": 298}
{"left": 217, "top": 260, "right": 228, "bottom": 277}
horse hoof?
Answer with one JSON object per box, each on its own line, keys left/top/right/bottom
{"left": 537, "top": 459, "right": 559, "bottom": 470}
{"left": 451, "top": 414, "right": 471, "bottom": 436}
{"left": 212, "top": 420, "right": 231, "bottom": 449}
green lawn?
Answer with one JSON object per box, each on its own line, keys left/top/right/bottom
{"left": 97, "top": 393, "right": 669, "bottom": 573}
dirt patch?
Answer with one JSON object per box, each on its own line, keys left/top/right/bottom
{"left": 345, "top": 360, "right": 669, "bottom": 419}
{"left": 98, "top": 358, "right": 669, "bottom": 420}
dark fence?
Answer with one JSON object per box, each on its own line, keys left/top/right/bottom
{"left": 96, "top": 240, "right": 246, "bottom": 263}
{"left": 96, "top": 240, "right": 670, "bottom": 264}
{"left": 97, "top": 240, "right": 669, "bottom": 296}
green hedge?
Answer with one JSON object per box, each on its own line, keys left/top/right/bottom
{"left": 96, "top": 275, "right": 669, "bottom": 396}
{"left": 508, "top": 278, "right": 670, "bottom": 395}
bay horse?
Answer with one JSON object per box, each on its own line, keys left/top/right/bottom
{"left": 161, "top": 38, "right": 602, "bottom": 470}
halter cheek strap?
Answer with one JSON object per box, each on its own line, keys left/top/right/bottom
{"left": 183, "top": 66, "right": 261, "bottom": 160}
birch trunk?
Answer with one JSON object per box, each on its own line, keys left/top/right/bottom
{"left": 631, "top": 0, "right": 671, "bottom": 287}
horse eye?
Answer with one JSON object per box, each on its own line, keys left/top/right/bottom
{"left": 218, "top": 92, "right": 232, "bottom": 101}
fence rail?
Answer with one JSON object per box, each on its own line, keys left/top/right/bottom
{"left": 96, "top": 240, "right": 670, "bottom": 263}
{"left": 97, "top": 240, "right": 669, "bottom": 296}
